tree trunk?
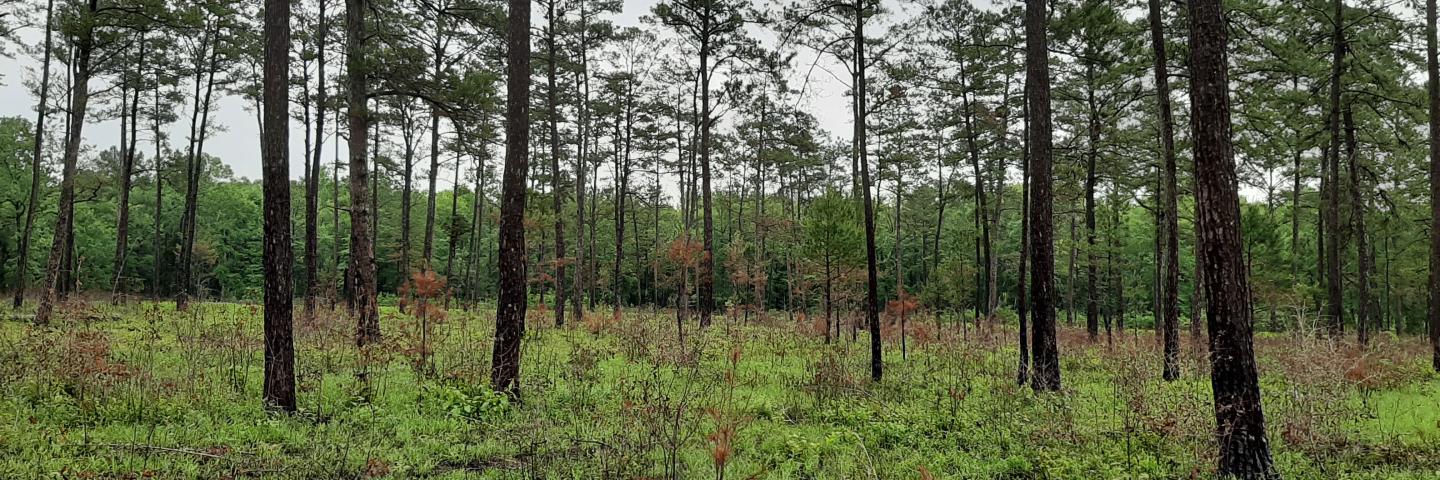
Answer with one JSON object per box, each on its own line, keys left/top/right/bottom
{"left": 1428, "top": 0, "right": 1440, "bottom": 372}
{"left": 854, "top": 2, "right": 882, "bottom": 382}
{"left": 1150, "top": 0, "right": 1181, "bottom": 380}
{"left": 177, "top": 24, "right": 221, "bottom": 311}
{"left": 492, "top": 0, "right": 531, "bottom": 396}
{"left": 113, "top": 37, "right": 144, "bottom": 303}
{"left": 261, "top": 0, "right": 296, "bottom": 411}
{"left": 1016, "top": 89, "right": 1031, "bottom": 386}
{"left": 35, "top": 1, "right": 97, "bottom": 325}
{"left": 348, "top": 0, "right": 380, "bottom": 346}
{"left": 1345, "top": 107, "right": 1372, "bottom": 346}
{"left": 13, "top": 0, "right": 53, "bottom": 310}
{"left": 1084, "top": 61, "right": 1100, "bottom": 342}
{"left": 1025, "top": 0, "right": 1060, "bottom": 392}
{"left": 546, "top": 0, "right": 567, "bottom": 327}
{"left": 1325, "top": 0, "right": 1346, "bottom": 336}
{"left": 305, "top": 0, "right": 327, "bottom": 321}
{"left": 1188, "top": 0, "right": 1277, "bottom": 474}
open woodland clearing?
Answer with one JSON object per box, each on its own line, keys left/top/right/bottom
{"left": 1, "top": 301, "right": 1438, "bottom": 479}
{"left": 5, "top": 0, "right": 1440, "bottom": 477}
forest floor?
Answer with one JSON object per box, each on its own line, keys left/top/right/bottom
{"left": 1, "top": 300, "right": 1438, "bottom": 479}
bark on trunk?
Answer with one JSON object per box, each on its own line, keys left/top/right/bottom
{"left": 1188, "top": 0, "right": 1277, "bottom": 475}
{"left": 1025, "top": 0, "right": 1060, "bottom": 392}
{"left": 12, "top": 0, "right": 53, "bottom": 310}
{"left": 348, "top": 0, "right": 380, "bottom": 346}
{"left": 492, "top": 0, "right": 531, "bottom": 396}
{"left": 1150, "top": 0, "right": 1181, "bottom": 380}
{"left": 261, "top": 0, "right": 297, "bottom": 411}
{"left": 36, "top": 2, "right": 98, "bottom": 325}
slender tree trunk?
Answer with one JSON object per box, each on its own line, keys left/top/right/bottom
{"left": 261, "top": 0, "right": 296, "bottom": 411}
{"left": 1188, "top": 0, "right": 1277, "bottom": 474}
{"left": 35, "top": 0, "right": 97, "bottom": 326}
{"left": 305, "top": 0, "right": 327, "bottom": 321}
{"left": 1150, "top": 0, "right": 1181, "bottom": 380}
{"left": 348, "top": 0, "right": 380, "bottom": 345}
{"left": 853, "top": 2, "right": 883, "bottom": 382}
{"left": 1084, "top": 61, "right": 1100, "bottom": 342}
{"left": 1325, "top": 0, "right": 1346, "bottom": 336}
{"left": 545, "top": 0, "right": 567, "bottom": 327}
{"left": 1345, "top": 107, "right": 1372, "bottom": 346}
{"left": 698, "top": 20, "right": 716, "bottom": 329}
{"left": 1017, "top": 90, "right": 1031, "bottom": 386}
{"left": 1025, "top": 0, "right": 1060, "bottom": 392}
{"left": 178, "top": 24, "right": 221, "bottom": 311}
{"left": 13, "top": 0, "right": 54, "bottom": 310}
{"left": 113, "top": 38, "right": 144, "bottom": 302}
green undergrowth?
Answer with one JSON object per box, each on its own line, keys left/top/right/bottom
{"left": 0, "top": 301, "right": 1437, "bottom": 478}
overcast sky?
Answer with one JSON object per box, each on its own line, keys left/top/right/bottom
{"left": 0, "top": 0, "right": 879, "bottom": 189}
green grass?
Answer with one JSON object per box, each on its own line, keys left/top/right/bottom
{"left": 1, "top": 301, "right": 1437, "bottom": 478}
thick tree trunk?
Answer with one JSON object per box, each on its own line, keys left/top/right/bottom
{"left": 348, "top": 0, "right": 380, "bottom": 346}
{"left": 36, "top": 2, "right": 98, "bottom": 325}
{"left": 492, "top": 0, "right": 531, "bottom": 396}
{"left": 1025, "top": 0, "right": 1060, "bottom": 392}
{"left": 1428, "top": 0, "right": 1440, "bottom": 372}
{"left": 1150, "top": 0, "right": 1181, "bottom": 380}
{"left": 13, "top": 0, "right": 53, "bottom": 310}
{"left": 1188, "top": 0, "right": 1277, "bottom": 475}
{"left": 261, "top": 0, "right": 296, "bottom": 411}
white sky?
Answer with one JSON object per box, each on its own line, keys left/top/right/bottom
{"left": 0, "top": 0, "right": 866, "bottom": 186}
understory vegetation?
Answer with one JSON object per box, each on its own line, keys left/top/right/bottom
{"left": 3, "top": 301, "right": 1436, "bottom": 479}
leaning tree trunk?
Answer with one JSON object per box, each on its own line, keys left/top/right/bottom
{"left": 35, "top": 0, "right": 98, "bottom": 326}
{"left": 492, "top": 0, "right": 531, "bottom": 396}
{"left": 15, "top": 0, "right": 55, "bottom": 310}
{"left": 1188, "top": 0, "right": 1277, "bottom": 475}
{"left": 347, "top": 0, "right": 380, "bottom": 346}
{"left": 261, "top": 0, "right": 296, "bottom": 411}
{"left": 1025, "top": 0, "right": 1060, "bottom": 392}
{"left": 1150, "top": 0, "right": 1182, "bottom": 381}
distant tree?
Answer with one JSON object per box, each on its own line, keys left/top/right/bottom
{"left": 804, "top": 189, "right": 862, "bottom": 344}
{"left": 13, "top": 0, "right": 53, "bottom": 310}
{"left": 1149, "top": 0, "right": 1181, "bottom": 380}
